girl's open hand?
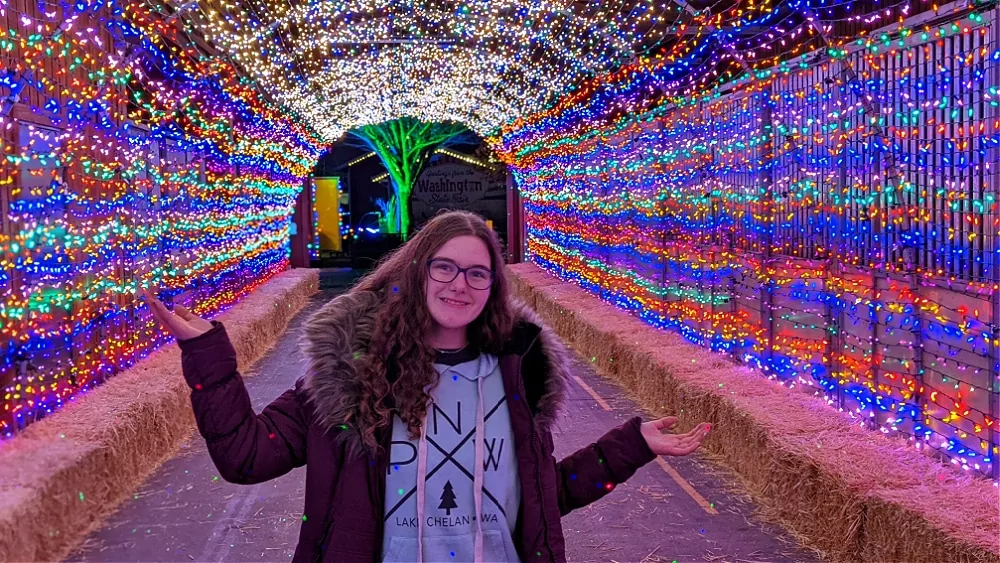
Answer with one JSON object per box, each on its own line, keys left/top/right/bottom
{"left": 640, "top": 417, "right": 710, "bottom": 457}
{"left": 141, "top": 288, "right": 214, "bottom": 341}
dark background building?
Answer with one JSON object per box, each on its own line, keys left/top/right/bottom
{"left": 305, "top": 134, "right": 508, "bottom": 267}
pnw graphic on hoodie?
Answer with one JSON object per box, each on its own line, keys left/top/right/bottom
{"left": 382, "top": 351, "right": 521, "bottom": 563}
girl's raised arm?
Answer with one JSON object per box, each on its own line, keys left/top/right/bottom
{"left": 145, "top": 291, "right": 309, "bottom": 484}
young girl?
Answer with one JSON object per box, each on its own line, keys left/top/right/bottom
{"left": 145, "top": 210, "right": 710, "bottom": 563}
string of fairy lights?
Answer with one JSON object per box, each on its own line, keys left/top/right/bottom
{"left": 1, "top": 0, "right": 686, "bottom": 436}
{"left": 501, "top": 1, "right": 1000, "bottom": 478}
{"left": 2, "top": 0, "right": 998, "bottom": 485}
{"left": 177, "top": 0, "right": 665, "bottom": 140}
{"left": 1, "top": 0, "right": 325, "bottom": 436}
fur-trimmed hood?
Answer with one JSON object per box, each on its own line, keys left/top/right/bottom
{"left": 300, "top": 290, "right": 570, "bottom": 449}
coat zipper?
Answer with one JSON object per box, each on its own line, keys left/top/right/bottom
{"left": 520, "top": 334, "right": 554, "bottom": 562}
{"left": 528, "top": 409, "right": 553, "bottom": 561}
{"left": 315, "top": 520, "right": 332, "bottom": 563}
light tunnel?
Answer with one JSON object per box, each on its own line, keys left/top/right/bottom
{"left": 1, "top": 0, "right": 999, "bottom": 558}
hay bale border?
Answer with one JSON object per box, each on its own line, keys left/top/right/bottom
{"left": 508, "top": 263, "right": 999, "bottom": 563}
{"left": 0, "top": 268, "right": 319, "bottom": 563}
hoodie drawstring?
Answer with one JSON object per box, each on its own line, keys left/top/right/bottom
{"left": 416, "top": 416, "right": 429, "bottom": 563}
{"left": 415, "top": 359, "right": 488, "bottom": 563}
{"left": 473, "top": 376, "right": 485, "bottom": 562}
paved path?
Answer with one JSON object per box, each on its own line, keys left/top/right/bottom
{"left": 70, "top": 270, "right": 819, "bottom": 563}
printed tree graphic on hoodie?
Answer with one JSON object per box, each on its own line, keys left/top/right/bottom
{"left": 439, "top": 481, "right": 458, "bottom": 515}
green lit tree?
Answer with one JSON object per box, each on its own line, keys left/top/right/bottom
{"left": 350, "top": 117, "right": 471, "bottom": 238}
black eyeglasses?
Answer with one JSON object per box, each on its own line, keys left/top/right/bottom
{"left": 427, "top": 258, "right": 494, "bottom": 290}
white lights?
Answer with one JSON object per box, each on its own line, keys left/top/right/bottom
{"left": 175, "top": 0, "right": 659, "bottom": 141}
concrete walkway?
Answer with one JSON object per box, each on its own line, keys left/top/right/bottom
{"left": 70, "top": 271, "right": 819, "bottom": 563}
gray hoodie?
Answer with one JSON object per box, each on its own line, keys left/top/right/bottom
{"left": 381, "top": 349, "right": 521, "bottom": 563}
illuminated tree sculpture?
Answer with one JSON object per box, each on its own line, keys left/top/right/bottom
{"left": 351, "top": 117, "right": 471, "bottom": 238}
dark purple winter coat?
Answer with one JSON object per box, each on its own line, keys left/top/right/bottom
{"left": 179, "top": 290, "right": 656, "bottom": 562}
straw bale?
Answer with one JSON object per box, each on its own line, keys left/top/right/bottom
{"left": 0, "top": 268, "right": 319, "bottom": 562}
{"left": 508, "top": 263, "right": 1000, "bottom": 563}
{"left": 507, "top": 273, "right": 535, "bottom": 308}
{"left": 863, "top": 480, "right": 1000, "bottom": 563}
{"left": 508, "top": 263, "right": 561, "bottom": 289}
{"left": 564, "top": 318, "right": 648, "bottom": 387}
{"left": 506, "top": 262, "right": 540, "bottom": 278}
{"left": 0, "top": 487, "right": 37, "bottom": 560}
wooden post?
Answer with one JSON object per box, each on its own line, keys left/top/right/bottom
{"left": 989, "top": 1, "right": 1000, "bottom": 481}
{"left": 289, "top": 177, "right": 312, "bottom": 269}
{"left": 506, "top": 170, "right": 524, "bottom": 264}
{"left": 907, "top": 270, "right": 925, "bottom": 440}
{"left": 0, "top": 113, "right": 13, "bottom": 437}
{"left": 760, "top": 84, "right": 777, "bottom": 372}
{"left": 991, "top": 265, "right": 999, "bottom": 480}
{"left": 871, "top": 270, "right": 884, "bottom": 431}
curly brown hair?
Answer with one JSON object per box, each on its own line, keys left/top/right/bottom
{"left": 351, "top": 210, "right": 515, "bottom": 451}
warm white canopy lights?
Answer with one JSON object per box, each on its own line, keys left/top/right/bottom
{"left": 175, "top": 0, "right": 667, "bottom": 141}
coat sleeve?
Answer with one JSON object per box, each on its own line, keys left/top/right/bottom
{"left": 550, "top": 416, "right": 656, "bottom": 515}
{"left": 179, "top": 322, "right": 309, "bottom": 485}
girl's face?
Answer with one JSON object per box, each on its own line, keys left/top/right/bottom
{"left": 425, "top": 235, "right": 493, "bottom": 338}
